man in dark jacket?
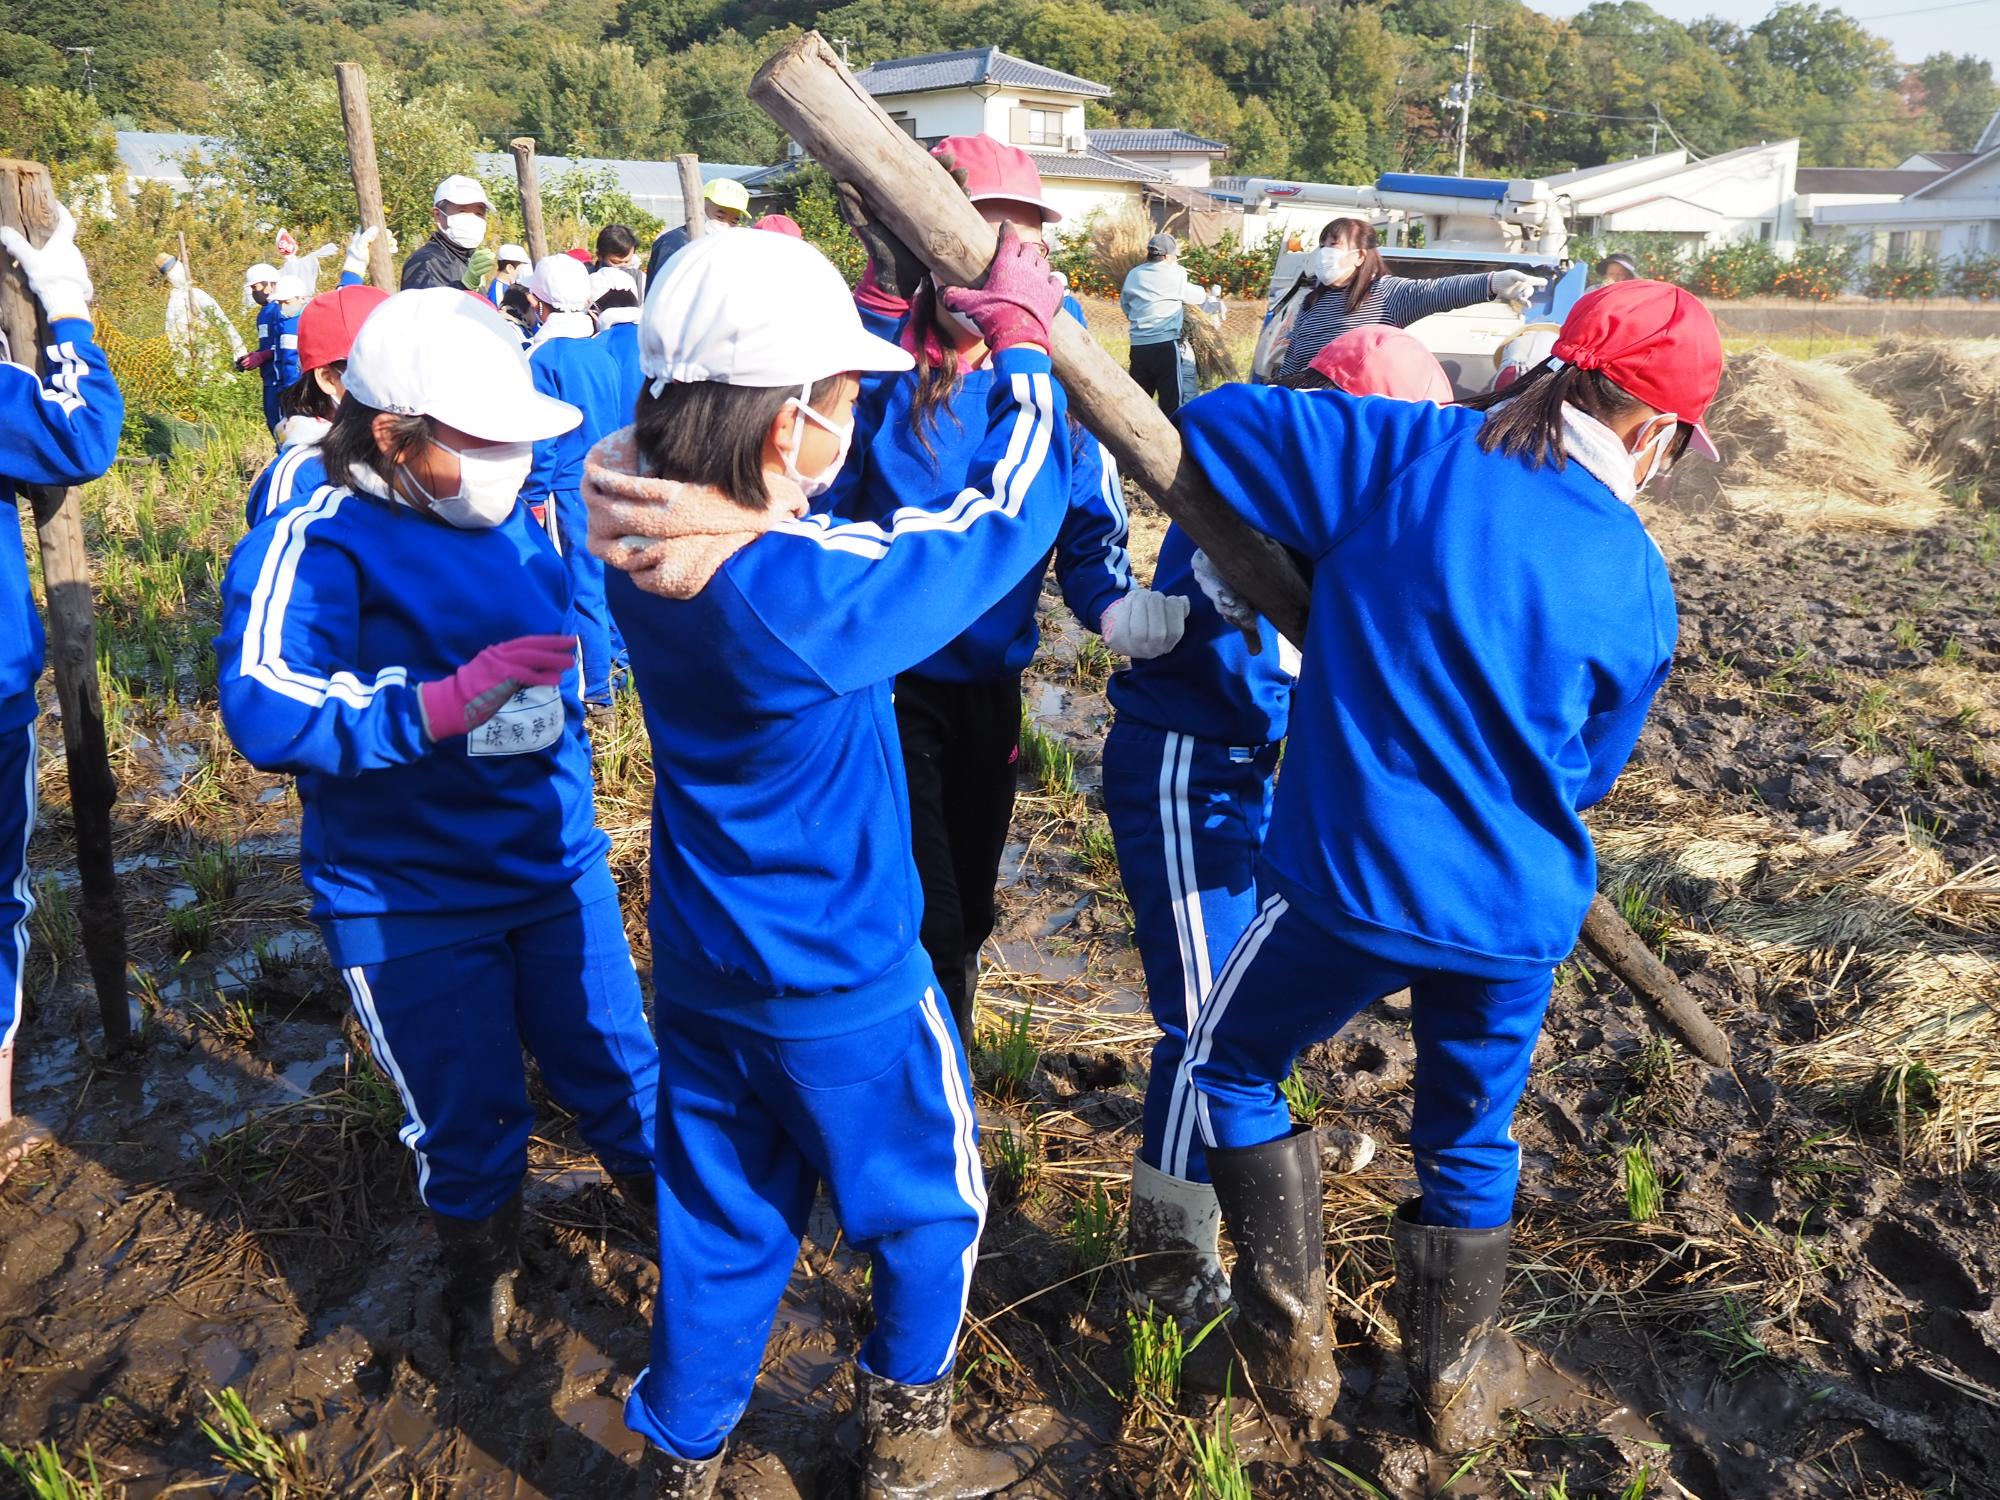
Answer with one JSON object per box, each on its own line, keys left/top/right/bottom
{"left": 400, "top": 174, "right": 493, "bottom": 291}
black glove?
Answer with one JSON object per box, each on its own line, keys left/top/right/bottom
{"left": 836, "top": 180, "right": 926, "bottom": 302}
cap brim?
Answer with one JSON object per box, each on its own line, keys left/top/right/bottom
{"left": 1688, "top": 422, "right": 1720, "bottom": 462}
{"left": 968, "top": 191, "right": 1063, "bottom": 225}
{"left": 440, "top": 386, "right": 581, "bottom": 444}
{"left": 824, "top": 327, "right": 914, "bottom": 378}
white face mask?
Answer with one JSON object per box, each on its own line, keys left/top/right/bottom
{"left": 781, "top": 386, "right": 852, "bottom": 499}
{"left": 402, "top": 437, "right": 533, "bottom": 528}
{"left": 1630, "top": 416, "right": 1679, "bottom": 491}
{"left": 1317, "top": 246, "right": 1358, "bottom": 286}
{"left": 441, "top": 211, "right": 487, "bottom": 250}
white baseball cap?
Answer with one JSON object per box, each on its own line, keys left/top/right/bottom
{"left": 588, "top": 266, "right": 638, "bottom": 302}
{"left": 527, "top": 254, "right": 592, "bottom": 312}
{"left": 244, "top": 262, "right": 279, "bottom": 286}
{"left": 343, "top": 289, "right": 580, "bottom": 443}
{"left": 641, "top": 230, "right": 913, "bottom": 389}
{"left": 433, "top": 174, "right": 492, "bottom": 209}
{"left": 272, "top": 271, "right": 311, "bottom": 304}
{"left": 496, "top": 243, "right": 530, "bottom": 266}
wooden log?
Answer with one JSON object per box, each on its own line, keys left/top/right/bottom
{"left": 334, "top": 64, "right": 396, "bottom": 289}
{"left": 745, "top": 32, "right": 1735, "bottom": 1070}
{"left": 0, "top": 159, "right": 131, "bottom": 1051}
{"left": 748, "top": 34, "right": 1307, "bottom": 644}
{"left": 1579, "top": 894, "right": 1732, "bottom": 1068}
{"left": 676, "top": 154, "right": 706, "bottom": 240}
{"left": 509, "top": 138, "right": 549, "bottom": 267}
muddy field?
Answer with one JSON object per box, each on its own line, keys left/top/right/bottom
{"left": 3, "top": 424, "right": 1999, "bottom": 1498}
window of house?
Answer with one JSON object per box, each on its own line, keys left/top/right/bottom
{"left": 888, "top": 112, "right": 917, "bottom": 139}
{"left": 1010, "top": 106, "right": 1068, "bottom": 148}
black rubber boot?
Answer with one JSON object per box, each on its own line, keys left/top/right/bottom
{"left": 951, "top": 953, "right": 980, "bottom": 1052}
{"left": 432, "top": 1191, "right": 523, "bottom": 1370}
{"left": 1124, "top": 1155, "right": 1230, "bottom": 1325}
{"left": 1390, "top": 1200, "right": 1528, "bottom": 1452}
{"left": 608, "top": 1168, "right": 659, "bottom": 1222}
{"left": 857, "top": 1367, "right": 1025, "bottom": 1498}
{"left": 647, "top": 1448, "right": 722, "bottom": 1498}
{"left": 1180, "top": 1126, "right": 1339, "bottom": 1420}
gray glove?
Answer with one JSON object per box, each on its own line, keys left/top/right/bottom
{"left": 1190, "top": 549, "right": 1258, "bottom": 631}
{"left": 836, "top": 181, "right": 925, "bottom": 303}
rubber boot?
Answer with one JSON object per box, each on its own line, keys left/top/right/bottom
{"left": 1180, "top": 1126, "right": 1339, "bottom": 1420}
{"left": 1390, "top": 1201, "right": 1528, "bottom": 1452}
{"left": 608, "top": 1168, "right": 658, "bottom": 1221}
{"left": 951, "top": 952, "right": 980, "bottom": 1052}
{"left": 432, "top": 1191, "right": 522, "bottom": 1370}
{"left": 857, "top": 1367, "right": 1025, "bottom": 1499}
{"left": 647, "top": 1448, "right": 722, "bottom": 1499}
{"left": 1125, "top": 1155, "right": 1230, "bottom": 1324}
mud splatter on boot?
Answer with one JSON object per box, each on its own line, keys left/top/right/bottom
{"left": 431, "top": 1191, "right": 523, "bottom": 1373}
{"left": 1390, "top": 1200, "right": 1528, "bottom": 1452}
{"left": 1124, "top": 1155, "right": 1230, "bottom": 1324}
{"left": 647, "top": 1447, "right": 722, "bottom": 1498}
{"left": 857, "top": 1366, "right": 1028, "bottom": 1498}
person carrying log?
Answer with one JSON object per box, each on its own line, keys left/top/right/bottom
{"left": 0, "top": 203, "right": 125, "bottom": 1185}
{"left": 1169, "top": 279, "right": 1722, "bottom": 1450}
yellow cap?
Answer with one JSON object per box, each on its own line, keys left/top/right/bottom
{"left": 703, "top": 177, "right": 751, "bottom": 214}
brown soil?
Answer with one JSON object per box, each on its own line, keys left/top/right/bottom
{"left": 4, "top": 492, "right": 1998, "bottom": 1499}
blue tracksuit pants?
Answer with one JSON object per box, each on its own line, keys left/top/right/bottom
{"left": 0, "top": 718, "right": 35, "bottom": 1061}
{"left": 625, "top": 983, "right": 987, "bottom": 1461}
{"left": 1177, "top": 892, "right": 1553, "bottom": 1230}
{"left": 548, "top": 486, "right": 627, "bottom": 706}
{"left": 338, "top": 886, "right": 659, "bottom": 1221}
{"left": 1101, "top": 719, "right": 1277, "bottom": 1185}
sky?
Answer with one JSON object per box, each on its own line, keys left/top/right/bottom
{"left": 1533, "top": 0, "right": 2000, "bottom": 69}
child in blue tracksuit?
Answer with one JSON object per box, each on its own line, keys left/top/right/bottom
{"left": 585, "top": 226, "right": 1068, "bottom": 1496}
{"left": 1108, "top": 327, "right": 1450, "bottom": 1321}
{"left": 588, "top": 265, "right": 645, "bottom": 423}
{"left": 0, "top": 206, "right": 124, "bottom": 1183}
{"left": 1167, "top": 281, "right": 1721, "bottom": 1451}
{"left": 524, "top": 255, "right": 628, "bottom": 705}
{"left": 216, "top": 288, "right": 659, "bottom": 1370}
{"left": 842, "top": 137, "right": 1190, "bottom": 1048}
{"left": 246, "top": 279, "right": 386, "bottom": 530}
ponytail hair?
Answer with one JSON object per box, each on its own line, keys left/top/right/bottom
{"left": 1458, "top": 361, "right": 1692, "bottom": 471}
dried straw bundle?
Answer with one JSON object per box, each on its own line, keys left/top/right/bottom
{"left": 1184, "top": 313, "right": 1236, "bottom": 388}
{"left": 1086, "top": 207, "right": 1152, "bottom": 294}
{"left": 1686, "top": 347, "right": 1946, "bottom": 531}
{"left": 1843, "top": 336, "right": 2000, "bottom": 499}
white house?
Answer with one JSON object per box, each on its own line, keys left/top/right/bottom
{"left": 851, "top": 46, "right": 1185, "bottom": 224}
{"left": 1545, "top": 140, "right": 1800, "bottom": 254}
{"left": 1794, "top": 166, "right": 1943, "bottom": 242}
{"left": 1086, "top": 128, "right": 1228, "bottom": 188}
{"left": 1813, "top": 146, "right": 2000, "bottom": 261}
{"left": 116, "top": 131, "right": 223, "bottom": 194}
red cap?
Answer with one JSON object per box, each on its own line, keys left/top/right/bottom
{"left": 1309, "top": 326, "right": 1452, "bottom": 405}
{"left": 932, "top": 136, "right": 1061, "bottom": 224}
{"left": 1552, "top": 280, "right": 1722, "bottom": 460}
{"left": 296, "top": 284, "right": 390, "bottom": 375}
{"left": 753, "top": 213, "right": 803, "bottom": 238}
{"left": 565, "top": 246, "right": 594, "bottom": 264}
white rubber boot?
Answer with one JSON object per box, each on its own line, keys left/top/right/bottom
{"left": 1125, "top": 1155, "right": 1231, "bottom": 1324}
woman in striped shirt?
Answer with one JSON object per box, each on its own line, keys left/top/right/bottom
{"left": 1276, "top": 217, "right": 1542, "bottom": 383}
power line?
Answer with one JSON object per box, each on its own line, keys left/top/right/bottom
{"left": 1850, "top": 0, "right": 1996, "bottom": 17}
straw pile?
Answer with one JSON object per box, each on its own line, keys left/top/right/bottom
{"left": 1086, "top": 206, "right": 1152, "bottom": 293}
{"left": 1687, "top": 346, "right": 1946, "bottom": 530}
{"left": 1841, "top": 336, "right": 2000, "bottom": 499}
{"left": 1185, "top": 313, "right": 1237, "bottom": 387}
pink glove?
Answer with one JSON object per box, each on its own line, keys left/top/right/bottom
{"left": 418, "top": 634, "right": 577, "bottom": 741}
{"left": 938, "top": 223, "right": 1065, "bottom": 355}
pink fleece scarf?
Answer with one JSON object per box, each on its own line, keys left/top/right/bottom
{"left": 582, "top": 427, "right": 808, "bottom": 600}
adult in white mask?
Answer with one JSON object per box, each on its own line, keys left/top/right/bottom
{"left": 214, "top": 285, "right": 661, "bottom": 1380}
{"left": 400, "top": 173, "right": 494, "bottom": 292}
{"left": 1270, "top": 216, "right": 1547, "bottom": 384}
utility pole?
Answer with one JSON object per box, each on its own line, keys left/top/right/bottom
{"left": 1452, "top": 24, "right": 1487, "bottom": 178}
{"left": 1651, "top": 103, "right": 1662, "bottom": 155}
{"left": 63, "top": 47, "right": 94, "bottom": 95}
{"left": 831, "top": 35, "right": 853, "bottom": 66}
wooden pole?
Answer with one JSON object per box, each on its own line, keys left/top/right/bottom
{"left": 744, "top": 33, "right": 1733, "bottom": 1070}
{"left": 675, "top": 154, "right": 706, "bottom": 241}
{"left": 0, "top": 159, "right": 131, "bottom": 1052}
{"left": 509, "top": 138, "right": 549, "bottom": 266}
{"left": 334, "top": 64, "right": 396, "bottom": 289}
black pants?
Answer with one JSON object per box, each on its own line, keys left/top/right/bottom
{"left": 893, "top": 672, "right": 1021, "bottom": 1046}
{"left": 1130, "top": 339, "right": 1184, "bottom": 417}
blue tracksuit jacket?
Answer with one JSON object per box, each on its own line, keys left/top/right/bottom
{"left": 606, "top": 347, "right": 1073, "bottom": 1039}
{"left": 594, "top": 319, "right": 644, "bottom": 434}
{"left": 244, "top": 443, "right": 328, "bottom": 530}
{"left": 526, "top": 332, "right": 628, "bottom": 505}
{"left": 215, "top": 483, "right": 611, "bottom": 967}
{"left": 255, "top": 302, "right": 301, "bottom": 429}
{"left": 1109, "top": 521, "right": 1294, "bottom": 746}
{"left": 0, "top": 318, "right": 125, "bottom": 729}
{"left": 1176, "top": 384, "right": 1675, "bottom": 978}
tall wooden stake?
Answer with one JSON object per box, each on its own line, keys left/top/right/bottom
{"left": 676, "top": 154, "right": 706, "bottom": 240}
{"left": 0, "top": 159, "right": 130, "bottom": 1051}
{"left": 744, "top": 34, "right": 1733, "bottom": 1070}
{"left": 334, "top": 64, "right": 396, "bottom": 288}
{"left": 510, "top": 138, "right": 549, "bottom": 266}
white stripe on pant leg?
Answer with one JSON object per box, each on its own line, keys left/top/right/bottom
{"left": 0, "top": 722, "right": 37, "bottom": 1053}
{"left": 1162, "top": 886, "right": 1285, "bottom": 1175}
{"left": 1159, "top": 732, "right": 1216, "bottom": 1178}
{"left": 343, "top": 965, "right": 434, "bottom": 1204}
{"left": 1179, "top": 894, "right": 1288, "bottom": 1159}
{"left": 917, "top": 986, "right": 988, "bottom": 1380}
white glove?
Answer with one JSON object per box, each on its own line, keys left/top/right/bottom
{"left": 343, "top": 225, "right": 380, "bottom": 277}
{"left": 1491, "top": 269, "right": 1547, "bottom": 307}
{"left": 1102, "top": 588, "right": 1190, "bottom": 659}
{"left": 1189, "top": 549, "right": 1259, "bottom": 631}
{"left": 0, "top": 203, "right": 95, "bottom": 326}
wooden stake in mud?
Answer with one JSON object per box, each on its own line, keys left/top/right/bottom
{"left": 334, "top": 64, "right": 397, "bottom": 289}
{"left": 509, "top": 138, "right": 549, "bottom": 266}
{"left": 675, "top": 154, "right": 706, "bottom": 241}
{"left": 745, "top": 33, "right": 1734, "bottom": 1071}
{"left": 0, "top": 159, "right": 131, "bottom": 1051}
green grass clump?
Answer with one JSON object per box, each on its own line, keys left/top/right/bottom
{"left": 1187, "top": 1398, "right": 1253, "bottom": 1499}
{"left": 201, "top": 1386, "right": 315, "bottom": 1497}
{"left": 1623, "top": 1138, "right": 1664, "bottom": 1223}
{"left": 975, "top": 1007, "right": 1039, "bottom": 1099}
{"left": 0, "top": 1442, "right": 111, "bottom": 1500}
{"left": 1017, "top": 708, "right": 1078, "bottom": 798}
